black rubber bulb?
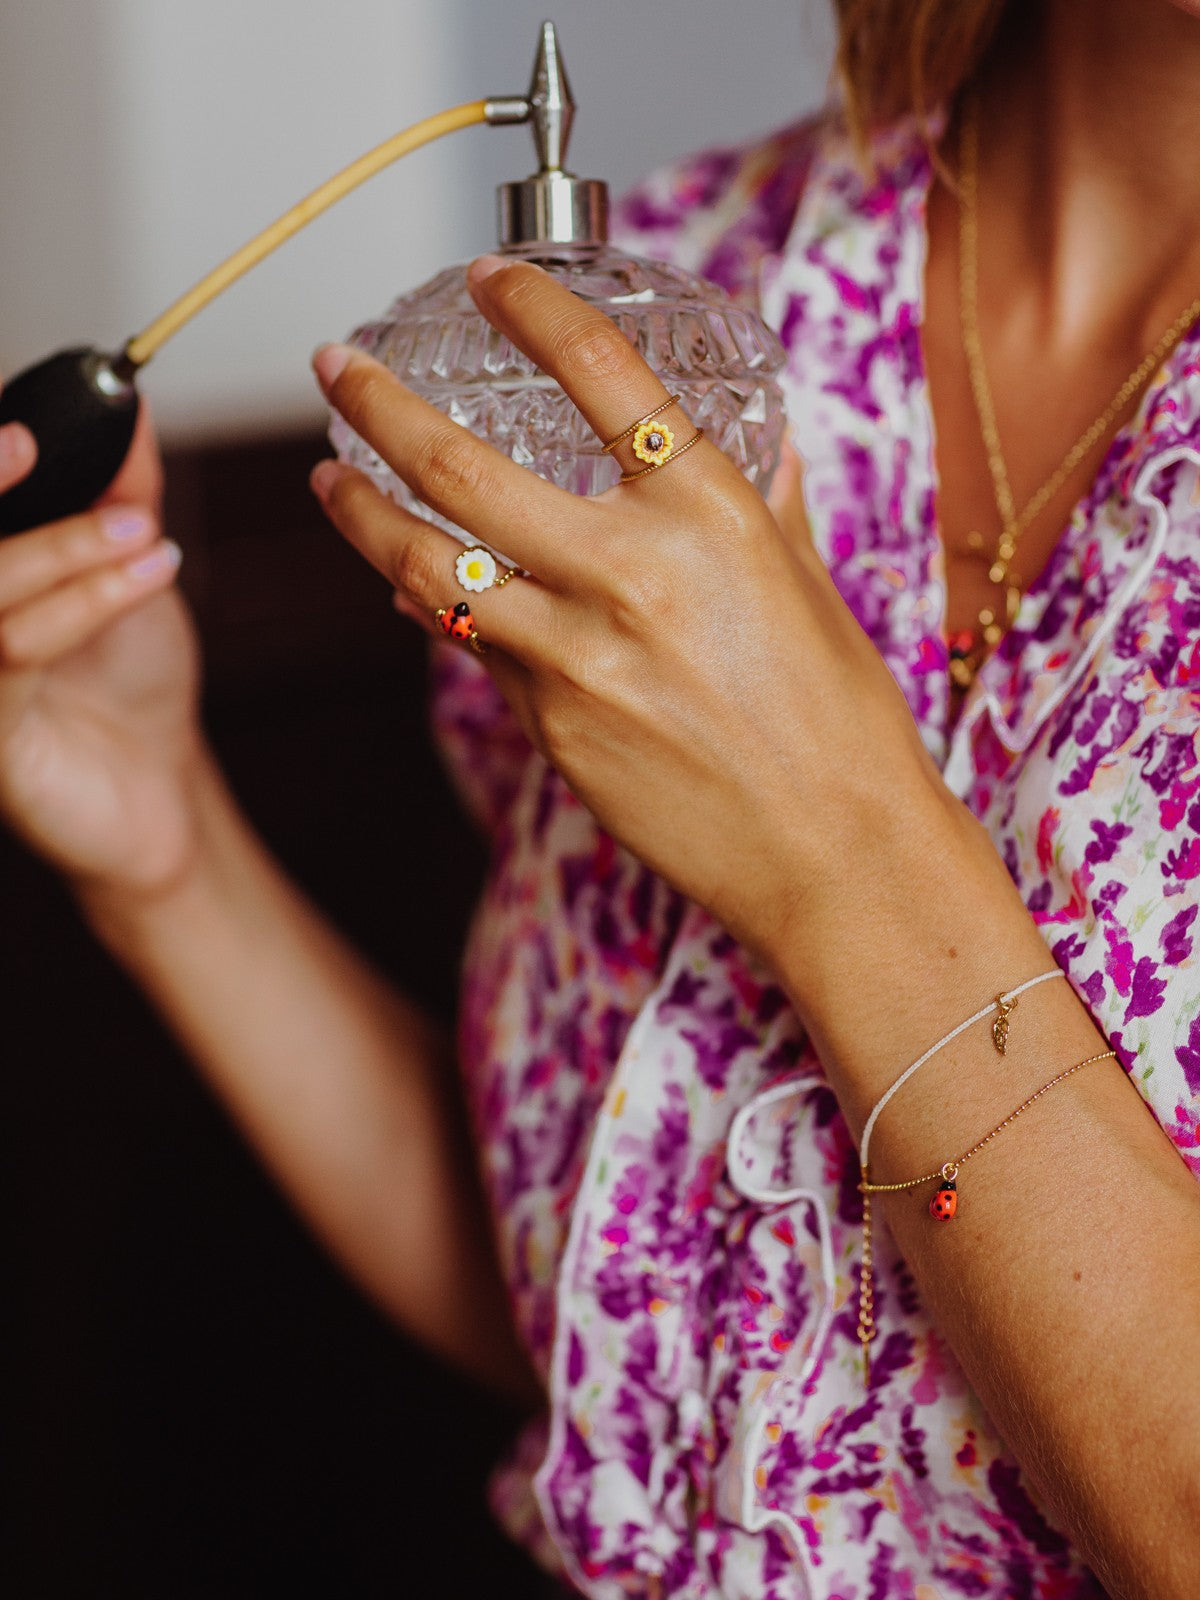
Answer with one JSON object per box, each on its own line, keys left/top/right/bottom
{"left": 0, "top": 347, "right": 141, "bottom": 537}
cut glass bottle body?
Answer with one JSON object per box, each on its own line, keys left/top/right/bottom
{"left": 331, "top": 243, "right": 787, "bottom": 540}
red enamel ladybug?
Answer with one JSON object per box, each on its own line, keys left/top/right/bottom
{"left": 439, "top": 601, "right": 475, "bottom": 641}
{"left": 930, "top": 1172, "right": 958, "bottom": 1221}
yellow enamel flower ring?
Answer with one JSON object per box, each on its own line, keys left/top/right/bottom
{"left": 600, "top": 395, "right": 705, "bottom": 483}
{"left": 632, "top": 418, "right": 675, "bottom": 466}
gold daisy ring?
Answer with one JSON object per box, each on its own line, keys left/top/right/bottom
{"left": 454, "top": 546, "right": 522, "bottom": 594}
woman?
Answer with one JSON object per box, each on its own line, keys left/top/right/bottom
{"left": 2, "top": 0, "right": 1199, "bottom": 1593}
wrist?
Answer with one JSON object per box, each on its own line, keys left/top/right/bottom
{"left": 767, "top": 768, "right": 1057, "bottom": 1135}
{"left": 75, "top": 747, "right": 241, "bottom": 963}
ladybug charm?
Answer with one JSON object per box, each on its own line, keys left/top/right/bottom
{"left": 930, "top": 1165, "right": 959, "bottom": 1221}
{"left": 437, "top": 601, "right": 475, "bottom": 642}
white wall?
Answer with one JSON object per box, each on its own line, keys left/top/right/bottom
{"left": 0, "top": 1, "right": 835, "bottom": 442}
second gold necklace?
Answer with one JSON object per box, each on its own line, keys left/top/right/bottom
{"left": 950, "top": 90, "right": 1200, "bottom": 691}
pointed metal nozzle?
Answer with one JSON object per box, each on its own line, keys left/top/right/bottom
{"left": 529, "top": 20, "right": 574, "bottom": 172}
{"left": 484, "top": 21, "right": 576, "bottom": 166}
{"left": 493, "top": 20, "right": 607, "bottom": 248}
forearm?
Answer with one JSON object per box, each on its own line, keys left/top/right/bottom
{"left": 80, "top": 750, "right": 537, "bottom": 1404}
{"left": 769, "top": 776, "right": 1200, "bottom": 1599}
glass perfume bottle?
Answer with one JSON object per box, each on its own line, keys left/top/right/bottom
{"left": 331, "top": 23, "right": 786, "bottom": 530}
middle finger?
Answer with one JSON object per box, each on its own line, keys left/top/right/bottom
{"left": 464, "top": 255, "right": 730, "bottom": 491}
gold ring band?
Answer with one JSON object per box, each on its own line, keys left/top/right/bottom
{"left": 600, "top": 395, "right": 679, "bottom": 454}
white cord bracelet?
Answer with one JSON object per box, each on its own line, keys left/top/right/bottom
{"left": 858, "top": 969, "right": 1065, "bottom": 1170}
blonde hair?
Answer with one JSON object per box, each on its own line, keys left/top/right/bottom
{"left": 833, "top": 0, "right": 1009, "bottom": 138}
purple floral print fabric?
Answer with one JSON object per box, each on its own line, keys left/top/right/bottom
{"left": 429, "top": 111, "right": 1200, "bottom": 1597}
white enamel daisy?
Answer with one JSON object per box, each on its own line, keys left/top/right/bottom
{"left": 455, "top": 546, "right": 499, "bottom": 593}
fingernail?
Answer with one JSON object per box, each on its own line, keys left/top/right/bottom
{"left": 101, "top": 506, "right": 152, "bottom": 542}
{"left": 467, "top": 254, "right": 509, "bottom": 286}
{"left": 0, "top": 421, "right": 36, "bottom": 468}
{"left": 309, "top": 459, "right": 344, "bottom": 501}
{"left": 128, "top": 540, "right": 181, "bottom": 580}
{"left": 312, "top": 343, "right": 353, "bottom": 390}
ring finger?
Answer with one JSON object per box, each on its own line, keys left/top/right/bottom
{"left": 310, "top": 459, "right": 560, "bottom": 661}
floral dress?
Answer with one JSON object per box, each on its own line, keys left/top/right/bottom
{"left": 430, "top": 112, "right": 1200, "bottom": 1599}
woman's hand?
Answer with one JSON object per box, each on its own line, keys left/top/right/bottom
{"left": 0, "top": 403, "right": 204, "bottom": 899}
{"left": 310, "top": 256, "right": 947, "bottom": 963}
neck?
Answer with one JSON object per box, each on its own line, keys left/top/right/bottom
{"left": 977, "top": 0, "right": 1200, "bottom": 347}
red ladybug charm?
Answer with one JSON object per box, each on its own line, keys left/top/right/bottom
{"left": 930, "top": 1170, "right": 958, "bottom": 1221}
{"left": 438, "top": 601, "right": 475, "bottom": 642}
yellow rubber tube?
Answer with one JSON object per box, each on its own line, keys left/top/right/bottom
{"left": 123, "top": 99, "right": 490, "bottom": 368}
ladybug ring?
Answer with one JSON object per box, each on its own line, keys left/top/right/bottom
{"left": 436, "top": 600, "right": 485, "bottom": 655}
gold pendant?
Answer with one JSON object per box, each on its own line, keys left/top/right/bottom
{"left": 992, "top": 992, "right": 1018, "bottom": 1055}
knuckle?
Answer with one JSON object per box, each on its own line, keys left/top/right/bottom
{"left": 389, "top": 532, "right": 442, "bottom": 599}
{"left": 414, "top": 426, "right": 492, "bottom": 511}
{"left": 59, "top": 522, "right": 102, "bottom": 569}
{"left": 697, "top": 473, "right": 759, "bottom": 546}
{"left": 621, "top": 561, "right": 674, "bottom": 619}
{"left": 605, "top": 553, "right": 675, "bottom": 633}
{"left": 551, "top": 318, "right": 630, "bottom": 385}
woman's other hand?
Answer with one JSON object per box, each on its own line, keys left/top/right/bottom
{"left": 0, "top": 401, "right": 203, "bottom": 900}
{"left": 310, "top": 259, "right": 946, "bottom": 966}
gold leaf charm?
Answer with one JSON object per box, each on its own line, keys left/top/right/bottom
{"left": 992, "top": 993, "right": 1018, "bottom": 1055}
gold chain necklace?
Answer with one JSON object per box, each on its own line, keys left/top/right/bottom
{"left": 950, "top": 90, "right": 1200, "bottom": 691}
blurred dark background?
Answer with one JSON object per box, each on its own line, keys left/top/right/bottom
{"left": 2, "top": 434, "right": 544, "bottom": 1598}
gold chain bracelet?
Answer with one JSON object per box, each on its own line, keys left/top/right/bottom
{"left": 855, "top": 1048, "right": 1116, "bottom": 1387}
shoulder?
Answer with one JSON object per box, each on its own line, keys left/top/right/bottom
{"left": 610, "top": 115, "right": 829, "bottom": 307}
